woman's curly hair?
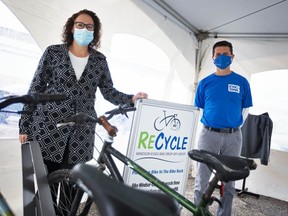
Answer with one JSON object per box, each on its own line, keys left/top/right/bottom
{"left": 62, "top": 9, "right": 102, "bottom": 50}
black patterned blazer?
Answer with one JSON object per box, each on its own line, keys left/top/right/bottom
{"left": 19, "top": 44, "right": 133, "bottom": 164}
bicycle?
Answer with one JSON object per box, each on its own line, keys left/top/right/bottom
{"left": 0, "top": 93, "right": 68, "bottom": 216}
{"left": 51, "top": 104, "right": 256, "bottom": 216}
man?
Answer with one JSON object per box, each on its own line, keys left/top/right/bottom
{"left": 194, "top": 40, "right": 253, "bottom": 216}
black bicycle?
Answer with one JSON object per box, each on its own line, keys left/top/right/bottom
{"left": 49, "top": 105, "right": 257, "bottom": 216}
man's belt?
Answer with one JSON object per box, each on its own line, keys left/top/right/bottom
{"left": 204, "top": 126, "right": 240, "bottom": 133}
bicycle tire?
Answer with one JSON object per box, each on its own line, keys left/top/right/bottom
{"left": 47, "top": 169, "right": 97, "bottom": 216}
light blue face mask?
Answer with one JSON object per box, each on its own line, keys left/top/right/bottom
{"left": 214, "top": 54, "right": 232, "bottom": 69}
{"left": 73, "top": 28, "right": 93, "bottom": 47}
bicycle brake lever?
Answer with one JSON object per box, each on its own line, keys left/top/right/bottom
{"left": 120, "top": 105, "right": 136, "bottom": 118}
{"left": 105, "top": 105, "right": 135, "bottom": 120}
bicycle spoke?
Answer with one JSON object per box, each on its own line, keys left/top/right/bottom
{"left": 48, "top": 169, "right": 98, "bottom": 215}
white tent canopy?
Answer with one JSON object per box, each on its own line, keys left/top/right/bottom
{"left": 3, "top": 0, "right": 288, "bottom": 98}
{"left": 2, "top": 0, "right": 200, "bottom": 104}
{"left": 140, "top": 0, "right": 288, "bottom": 78}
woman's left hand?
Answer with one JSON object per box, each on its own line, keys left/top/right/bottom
{"left": 132, "top": 92, "right": 148, "bottom": 103}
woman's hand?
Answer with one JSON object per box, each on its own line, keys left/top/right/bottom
{"left": 19, "top": 134, "right": 28, "bottom": 144}
{"left": 132, "top": 92, "right": 148, "bottom": 103}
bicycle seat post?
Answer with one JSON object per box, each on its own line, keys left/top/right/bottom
{"left": 200, "top": 174, "right": 219, "bottom": 207}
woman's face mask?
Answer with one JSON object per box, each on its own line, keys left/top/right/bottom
{"left": 73, "top": 28, "right": 93, "bottom": 47}
{"left": 214, "top": 54, "right": 232, "bottom": 69}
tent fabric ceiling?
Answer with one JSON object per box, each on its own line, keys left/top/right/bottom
{"left": 1, "top": 0, "right": 197, "bottom": 68}
{"left": 2, "top": 0, "right": 198, "bottom": 104}
{"left": 2, "top": 0, "right": 288, "bottom": 91}
{"left": 142, "top": 0, "right": 288, "bottom": 78}
{"left": 148, "top": 0, "right": 288, "bottom": 39}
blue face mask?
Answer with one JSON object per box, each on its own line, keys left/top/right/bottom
{"left": 73, "top": 29, "right": 93, "bottom": 46}
{"left": 214, "top": 54, "right": 232, "bottom": 69}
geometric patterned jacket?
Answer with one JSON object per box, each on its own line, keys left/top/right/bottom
{"left": 19, "top": 44, "right": 133, "bottom": 164}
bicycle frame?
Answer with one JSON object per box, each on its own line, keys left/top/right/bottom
{"left": 97, "top": 136, "right": 213, "bottom": 216}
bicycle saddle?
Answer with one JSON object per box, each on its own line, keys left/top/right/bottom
{"left": 188, "top": 149, "right": 256, "bottom": 182}
{"left": 71, "top": 164, "right": 180, "bottom": 216}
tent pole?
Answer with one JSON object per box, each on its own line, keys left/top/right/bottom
{"left": 192, "top": 40, "right": 202, "bottom": 103}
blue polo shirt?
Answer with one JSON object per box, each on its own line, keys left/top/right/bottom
{"left": 194, "top": 72, "right": 253, "bottom": 128}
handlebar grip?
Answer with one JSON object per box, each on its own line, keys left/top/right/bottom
{"left": 0, "top": 93, "right": 68, "bottom": 110}
{"left": 99, "top": 116, "right": 118, "bottom": 137}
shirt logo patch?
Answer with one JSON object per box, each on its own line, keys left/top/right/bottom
{"left": 228, "top": 84, "right": 240, "bottom": 93}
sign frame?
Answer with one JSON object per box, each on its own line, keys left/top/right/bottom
{"left": 123, "top": 99, "right": 199, "bottom": 196}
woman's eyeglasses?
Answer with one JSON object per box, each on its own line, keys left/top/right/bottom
{"left": 74, "top": 22, "right": 94, "bottom": 31}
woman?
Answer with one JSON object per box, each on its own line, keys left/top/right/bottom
{"left": 19, "top": 9, "right": 147, "bottom": 174}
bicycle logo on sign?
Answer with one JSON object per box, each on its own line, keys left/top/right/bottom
{"left": 153, "top": 110, "right": 181, "bottom": 131}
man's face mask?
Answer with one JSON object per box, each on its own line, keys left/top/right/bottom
{"left": 214, "top": 54, "right": 232, "bottom": 69}
{"left": 73, "top": 28, "right": 93, "bottom": 47}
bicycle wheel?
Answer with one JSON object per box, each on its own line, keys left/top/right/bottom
{"left": 48, "top": 169, "right": 98, "bottom": 216}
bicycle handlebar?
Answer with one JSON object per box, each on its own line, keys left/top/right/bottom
{"left": 105, "top": 105, "right": 136, "bottom": 119}
{"left": 0, "top": 93, "right": 68, "bottom": 110}
{"left": 60, "top": 105, "right": 136, "bottom": 137}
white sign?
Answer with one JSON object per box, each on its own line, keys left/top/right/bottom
{"left": 123, "top": 99, "right": 199, "bottom": 196}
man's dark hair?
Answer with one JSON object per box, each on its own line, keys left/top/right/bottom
{"left": 212, "top": 40, "right": 233, "bottom": 56}
{"left": 62, "top": 9, "right": 102, "bottom": 50}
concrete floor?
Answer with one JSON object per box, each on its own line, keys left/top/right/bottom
{"left": 181, "top": 177, "right": 288, "bottom": 216}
